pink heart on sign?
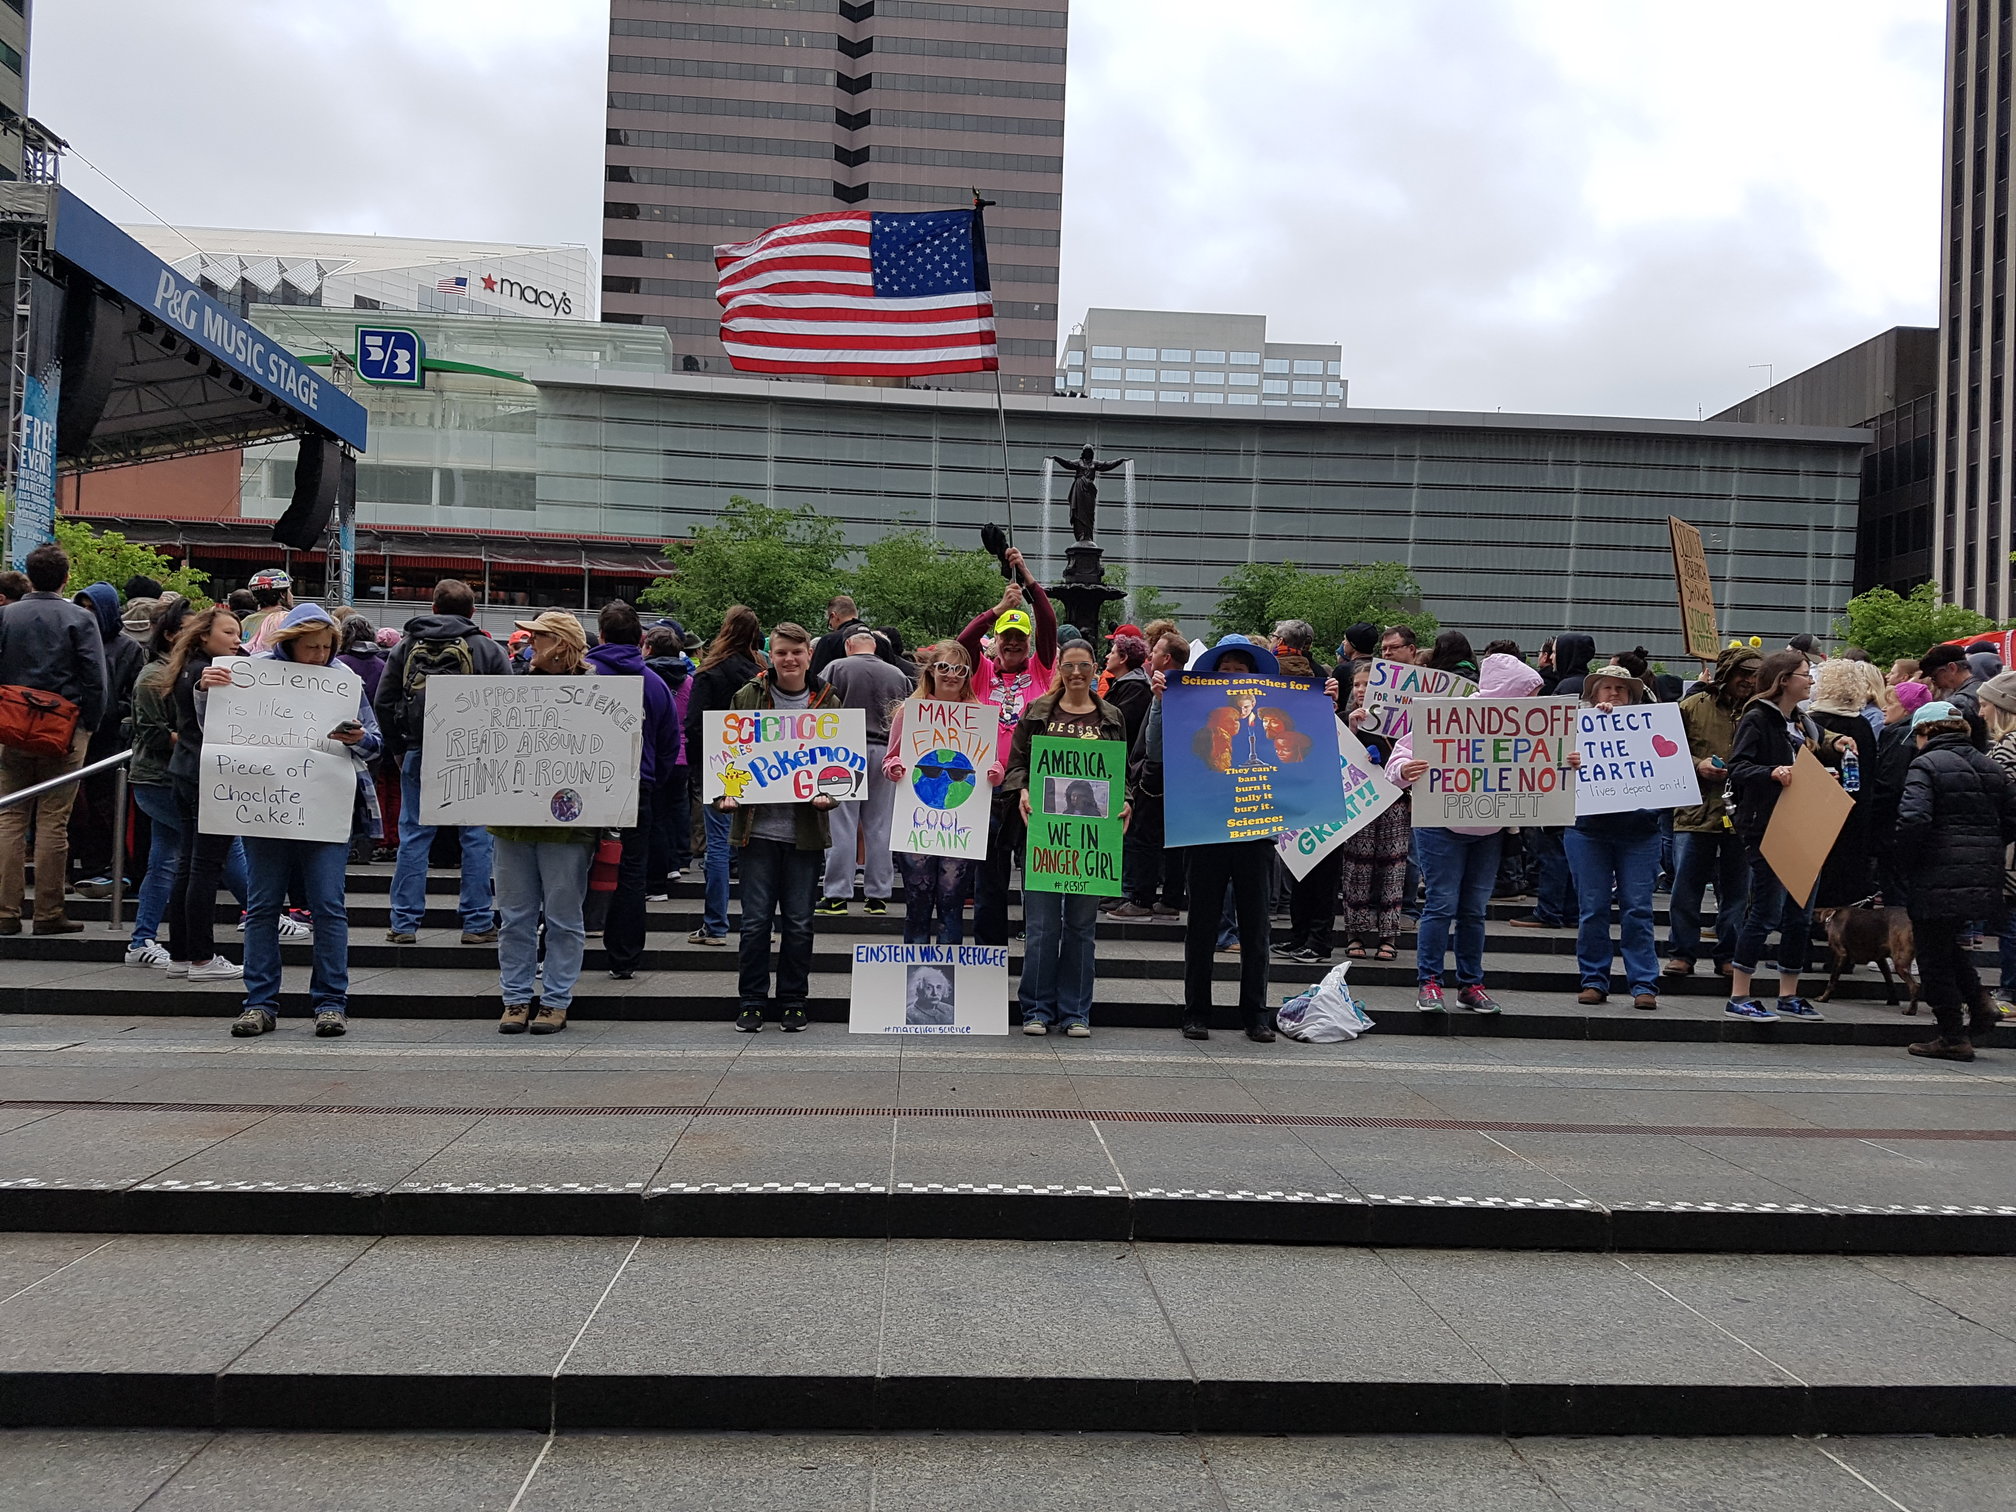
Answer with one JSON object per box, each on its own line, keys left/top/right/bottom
{"left": 1651, "top": 734, "right": 1679, "bottom": 758}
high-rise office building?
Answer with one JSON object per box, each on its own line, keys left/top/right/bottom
{"left": 601, "top": 0, "right": 1066, "bottom": 392}
{"left": 1056, "top": 309, "right": 1345, "bottom": 409}
{"left": 0, "top": 0, "right": 31, "bottom": 182}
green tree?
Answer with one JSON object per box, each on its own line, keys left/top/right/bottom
{"left": 51, "top": 519, "right": 210, "bottom": 606}
{"left": 1833, "top": 582, "right": 1995, "bottom": 665}
{"left": 638, "top": 496, "right": 845, "bottom": 637}
{"left": 1208, "top": 559, "right": 1437, "bottom": 651}
{"left": 842, "top": 529, "right": 1006, "bottom": 650}
{"left": 1207, "top": 562, "right": 1302, "bottom": 640}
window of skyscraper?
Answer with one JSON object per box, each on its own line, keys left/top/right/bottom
{"left": 1326, "top": 362, "right": 1343, "bottom": 375}
{"left": 1292, "top": 381, "right": 1323, "bottom": 395}
{"left": 1264, "top": 359, "right": 1290, "bottom": 374}
{"left": 1160, "top": 349, "right": 1191, "bottom": 362}
{"left": 1228, "top": 392, "right": 1260, "bottom": 405}
{"left": 1125, "top": 369, "right": 1154, "bottom": 381}
{"left": 1090, "top": 367, "right": 1122, "bottom": 380}
{"left": 1125, "top": 390, "right": 1154, "bottom": 401}
{"left": 1264, "top": 379, "right": 1290, "bottom": 393}
{"left": 1193, "top": 371, "right": 1223, "bottom": 385}
{"left": 1229, "top": 372, "right": 1260, "bottom": 386}
{"left": 1064, "top": 351, "right": 1083, "bottom": 366}
{"left": 1089, "top": 388, "right": 1120, "bottom": 399}
{"left": 1126, "top": 347, "right": 1155, "bottom": 360}
{"left": 1196, "top": 349, "right": 1227, "bottom": 364}
{"left": 1159, "top": 392, "right": 1188, "bottom": 402}
{"left": 1293, "top": 360, "right": 1324, "bottom": 374}
{"left": 1159, "top": 371, "right": 1189, "bottom": 383}
{"left": 1195, "top": 392, "right": 1225, "bottom": 404}
{"left": 1230, "top": 351, "right": 1261, "bottom": 365}
{"left": 1092, "top": 346, "right": 1122, "bottom": 359}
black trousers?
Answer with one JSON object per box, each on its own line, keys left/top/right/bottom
{"left": 604, "top": 785, "right": 655, "bottom": 975}
{"left": 1183, "top": 840, "right": 1275, "bottom": 1025}
{"left": 646, "top": 765, "right": 691, "bottom": 886}
{"left": 975, "top": 789, "right": 1026, "bottom": 947}
{"left": 1913, "top": 915, "right": 1985, "bottom": 1040}
{"left": 166, "top": 775, "right": 233, "bottom": 965}
{"left": 1287, "top": 849, "right": 1344, "bottom": 954}
{"left": 1123, "top": 770, "right": 1187, "bottom": 908}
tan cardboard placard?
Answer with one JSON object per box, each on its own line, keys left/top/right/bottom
{"left": 1669, "top": 515, "right": 1720, "bottom": 661}
{"left": 1759, "top": 745, "right": 1854, "bottom": 907}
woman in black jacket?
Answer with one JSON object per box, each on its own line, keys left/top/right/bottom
{"left": 160, "top": 606, "right": 246, "bottom": 982}
{"left": 1895, "top": 702, "right": 2016, "bottom": 1060}
{"left": 682, "top": 605, "right": 765, "bottom": 946}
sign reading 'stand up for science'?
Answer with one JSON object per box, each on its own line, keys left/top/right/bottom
{"left": 1411, "top": 696, "right": 1579, "bottom": 828}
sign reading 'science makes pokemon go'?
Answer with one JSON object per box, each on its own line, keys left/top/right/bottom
{"left": 701, "top": 707, "right": 869, "bottom": 805}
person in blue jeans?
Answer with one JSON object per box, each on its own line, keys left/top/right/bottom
{"left": 1564, "top": 666, "right": 1663, "bottom": 1010}
{"left": 683, "top": 606, "right": 766, "bottom": 947}
{"left": 883, "top": 641, "right": 1001, "bottom": 944}
{"left": 1663, "top": 645, "right": 1759, "bottom": 980}
{"left": 226, "top": 606, "right": 380, "bottom": 1038}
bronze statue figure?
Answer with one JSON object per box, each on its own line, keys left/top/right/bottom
{"left": 1050, "top": 445, "right": 1131, "bottom": 543}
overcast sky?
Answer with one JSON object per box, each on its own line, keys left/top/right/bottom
{"left": 33, "top": 0, "right": 1944, "bottom": 418}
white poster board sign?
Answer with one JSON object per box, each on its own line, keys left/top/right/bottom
{"left": 198, "top": 656, "right": 361, "bottom": 842}
{"left": 1411, "top": 695, "right": 1579, "bottom": 828}
{"left": 849, "top": 943, "right": 1010, "bottom": 1035}
{"left": 1360, "top": 658, "right": 1477, "bottom": 739}
{"left": 418, "top": 674, "right": 643, "bottom": 827}
{"left": 1574, "top": 701, "right": 1703, "bottom": 816}
{"left": 701, "top": 707, "right": 869, "bottom": 805}
{"left": 893, "top": 698, "right": 994, "bottom": 859}
{"left": 1275, "top": 718, "right": 1405, "bottom": 880}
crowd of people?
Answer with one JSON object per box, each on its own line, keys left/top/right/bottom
{"left": 0, "top": 542, "right": 2010, "bottom": 1062}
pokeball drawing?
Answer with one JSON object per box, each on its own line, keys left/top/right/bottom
{"left": 816, "top": 764, "right": 861, "bottom": 800}
{"left": 549, "top": 788, "right": 583, "bottom": 822}
{"left": 912, "top": 748, "right": 977, "bottom": 810}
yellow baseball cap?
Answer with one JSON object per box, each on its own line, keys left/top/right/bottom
{"left": 994, "top": 608, "right": 1033, "bottom": 637}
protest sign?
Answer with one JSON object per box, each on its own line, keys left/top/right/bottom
{"left": 893, "top": 697, "right": 994, "bottom": 860}
{"left": 1669, "top": 515, "right": 1720, "bottom": 661}
{"left": 1574, "top": 701, "right": 1702, "bottom": 816}
{"left": 1360, "top": 658, "right": 1478, "bottom": 739}
{"left": 1412, "top": 695, "right": 1578, "bottom": 828}
{"left": 198, "top": 656, "right": 362, "bottom": 842}
{"left": 700, "top": 706, "right": 868, "bottom": 806}
{"left": 1275, "top": 717, "right": 1405, "bottom": 880}
{"left": 1023, "top": 736, "right": 1125, "bottom": 895}
{"left": 850, "top": 942, "right": 1010, "bottom": 1035}
{"left": 418, "top": 674, "right": 643, "bottom": 827}
{"left": 1163, "top": 673, "right": 1342, "bottom": 847}
{"left": 1761, "top": 745, "right": 1854, "bottom": 906}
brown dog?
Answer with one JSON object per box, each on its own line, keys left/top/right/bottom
{"left": 1816, "top": 906, "right": 1919, "bottom": 1012}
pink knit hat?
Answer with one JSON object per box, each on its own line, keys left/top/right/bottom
{"left": 1894, "top": 679, "right": 1932, "bottom": 714}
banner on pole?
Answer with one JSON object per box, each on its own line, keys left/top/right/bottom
{"left": 894, "top": 697, "right": 994, "bottom": 859}
{"left": 1670, "top": 515, "right": 1720, "bottom": 661}
{"left": 1162, "top": 674, "right": 1341, "bottom": 847}
{"left": 1411, "top": 695, "right": 1578, "bottom": 828}
{"left": 700, "top": 707, "right": 868, "bottom": 806}
{"left": 1023, "top": 736, "right": 1125, "bottom": 895}
{"left": 419, "top": 674, "right": 643, "bottom": 827}
{"left": 1574, "top": 702, "right": 1702, "bottom": 816}
{"left": 1275, "top": 717, "right": 1405, "bottom": 880}
{"left": 849, "top": 943, "right": 1010, "bottom": 1035}
{"left": 1359, "top": 658, "right": 1477, "bottom": 740}
{"left": 198, "top": 657, "right": 361, "bottom": 841}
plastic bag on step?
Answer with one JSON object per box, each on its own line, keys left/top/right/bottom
{"left": 1275, "top": 961, "right": 1374, "bottom": 1043}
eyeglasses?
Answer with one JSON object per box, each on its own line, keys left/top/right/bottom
{"left": 929, "top": 662, "right": 970, "bottom": 676}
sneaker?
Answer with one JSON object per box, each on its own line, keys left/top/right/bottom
{"left": 165, "top": 960, "right": 189, "bottom": 979}
{"left": 1022, "top": 1018, "right": 1049, "bottom": 1035}
{"left": 1908, "top": 1036, "right": 1976, "bottom": 1062}
{"left": 229, "top": 1008, "right": 275, "bottom": 1036}
{"left": 1108, "top": 901, "right": 1156, "bottom": 919}
{"left": 1662, "top": 958, "right": 1694, "bottom": 978}
{"left": 1415, "top": 982, "right": 1446, "bottom": 1012}
{"left": 689, "top": 929, "right": 728, "bottom": 947}
{"left": 780, "top": 1005, "right": 809, "bottom": 1032}
{"left": 1724, "top": 998, "right": 1778, "bottom": 1021}
{"left": 815, "top": 898, "right": 849, "bottom": 917}
{"left": 668, "top": 869, "right": 685, "bottom": 882}
{"left": 385, "top": 930, "right": 418, "bottom": 945}
{"left": 608, "top": 968, "right": 635, "bottom": 981}
{"left": 188, "top": 956, "right": 243, "bottom": 982}
{"left": 1457, "top": 985, "right": 1502, "bottom": 1015}
{"left": 645, "top": 892, "right": 671, "bottom": 904}
{"left": 124, "top": 940, "right": 171, "bottom": 969}
{"left": 1508, "top": 915, "right": 1561, "bottom": 929}
{"left": 498, "top": 1004, "right": 532, "bottom": 1034}
{"left": 1181, "top": 1018, "right": 1210, "bottom": 1039}
{"left": 864, "top": 899, "right": 888, "bottom": 916}
{"left": 314, "top": 1010, "right": 347, "bottom": 1038}
{"left": 1292, "top": 947, "right": 1331, "bottom": 963}
{"left": 72, "top": 877, "right": 114, "bottom": 900}
{"left": 530, "top": 1004, "right": 568, "bottom": 1035}
{"left": 1775, "top": 996, "right": 1825, "bottom": 1021}
{"left": 1269, "top": 941, "right": 1306, "bottom": 959}
{"left": 460, "top": 929, "right": 498, "bottom": 945}
{"left": 735, "top": 1006, "right": 765, "bottom": 1033}
{"left": 276, "top": 915, "right": 312, "bottom": 941}
{"left": 1064, "top": 1022, "right": 1092, "bottom": 1038}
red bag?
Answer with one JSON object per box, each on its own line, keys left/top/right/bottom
{"left": 588, "top": 836, "right": 623, "bottom": 894}
{"left": 0, "top": 685, "right": 79, "bottom": 758}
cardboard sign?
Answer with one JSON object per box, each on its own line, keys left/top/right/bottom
{"left": 1573, "top": 702, "right": 1703, "bottom": 816}
{"left": 1360, "top": 658, "right": 1478, "bottom": 739}
{"left": 1760, "top": 745, "right": 1855, "bottom": 907}
{"left": 849, "top": 943, "right": 1010, "bottom": 1035}
{"left": 198, "top": 656, "right": 362, "bottom": 842}
{"left": 1412, "top": 695, "right": 1578, "bottom": 828}
{"left": 1276, "top": 717, "right": 1405, "bottom": 880}
{"left": 1163, "top": 673, "right": 1343, "bottom": 847}
{"left": 894, "top": 697, "right": 994, "bottom": 859}
{"left": 1024, "top": 736, "right": 1125, "bottom": 895}
{"left": 701, "top": 706, "right": 868, "bottom": 806}
{"left": 419, "top": 674, "right": 643, "bottom": 827}
{"left": 1670, "top": 515, "right": 1720, "bottom": 661}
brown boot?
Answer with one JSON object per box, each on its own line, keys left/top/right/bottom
{"left": 1577, "top": 988, "right": 1607, "bottom": 1005}
{"left": 1908, "top": 1035, "right": 1976, "bottom": 1062}
{"left": 1968, "top": 991, "right": 2000, "bottom": 1043}
{"left": 32, "top": 917, "right": 83, "bottom": 936}
{"left": 530, "top": 1003, "right": 568, "bottom": 1035}
{"left": 498, "top": 1003, "right": 531, "bottom": 1035}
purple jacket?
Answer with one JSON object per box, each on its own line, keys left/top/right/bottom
{"left": 585, "top": 641, "right": 679, "bottom": 787}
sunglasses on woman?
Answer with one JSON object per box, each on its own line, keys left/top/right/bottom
{"left": 929, "top": 662, "right": 971, "bottom": 676}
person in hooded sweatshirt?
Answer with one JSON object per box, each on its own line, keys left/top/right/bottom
{"left": 1509, "top": 630, "right": 1594, "bottom": 931}
{"left": 66, "top": 582, "right": 146, "bottom": 898}
{"left": 584, "top": 600, "right": 680, "bottom": 981}
{"left": 643, "top": 624, "right": 695, "bottom": 897}
{"left": 224, "top": 605, "right": 380, "bottom": 1039}
{"left": 1388, "top": 652, "right": 1545, "bottom": 1015}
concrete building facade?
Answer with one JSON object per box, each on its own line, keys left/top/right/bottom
{"left": 1057, "top": 308, "right": 1344, "bottom": 409}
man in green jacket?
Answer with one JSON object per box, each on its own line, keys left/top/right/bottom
{"left": 1664, "top": 644, "right": 1760, "bottom": 979}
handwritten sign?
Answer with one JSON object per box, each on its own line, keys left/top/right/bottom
{"left": 1275, "top": 718, "right": 1405, "bottom": 880}
{"left": 1670, "top": 515, "right": 1719, "bottom": 660}
{"left": 198, "top": 657, "right": 362, "bottom": 842}
{"left": 1163, "top": 674, "right": 1341, "bottom": 846}
{"left": 1361, "top": 658, "right": 1478, "bottom": 739}
{"left": 701, "top": 706, "right": 867, "bottom": 806}
{"left": 1574, "top": 702, "right": 1701, "bottom": 816}
{"left": 419, "top": 674, "right": 643, "bottom": 827}
{"left": 1024, "top": 736, "right": 1125, "bottom": 895}
{"left": 894, "top": 698, "right": 993, "bottom": 859}
{"left": 849, "top": 943, "right": 1010, "bottom": 1035}
{"left": 1412, "top": 695, "right": 1578, "bottom": 828}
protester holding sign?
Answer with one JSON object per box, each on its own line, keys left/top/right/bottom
{"left": 1006, "top": 640, "right": 1129, "bottom": 1036}
{"left": 584, "top": 601, "right": 682, "bottom": 982}
{"left": 1564, "top": 666, "right": 1662, "bottom": 1010}
{"left": 162, "top": 606, "right": 247, "bottom": 982}
{"left": 884, "top": 642, "right": 1000, "bottom": 944}
{"left": 1337, "top": 663, "right": 1410, "bottom": 962}
{"left": 682, "top": 607, "right": 765, "bottom": 947}
{"left": 1664, "top": 645, "right": 1759, "bottom": 981}
{"left": 225, "top": 606, "right": 380, "bottom": 1039}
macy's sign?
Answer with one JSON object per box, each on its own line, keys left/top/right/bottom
{"left": 476, "top": 272, "right": 574, "bottom": 315}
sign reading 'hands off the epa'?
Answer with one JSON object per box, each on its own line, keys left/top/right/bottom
{"left": 419, "top": 675, "right": 643, "bottom": 827}
{"left": 198, "top": 657, "right": 362, "bottom": 842}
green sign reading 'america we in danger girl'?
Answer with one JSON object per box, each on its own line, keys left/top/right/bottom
{"left": 1024, "top": 736, "right": 1125, "bottom": 897}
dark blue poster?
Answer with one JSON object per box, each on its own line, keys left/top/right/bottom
{"left": 1163, "top": 674, "right": 1343, "bottom": 847}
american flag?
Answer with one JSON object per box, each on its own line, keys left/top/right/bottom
{"left": 435, "top": 276, "right": 468, "bottom": 294}
{"left": 714, "top": 208, "right": 997, "bottom": 376}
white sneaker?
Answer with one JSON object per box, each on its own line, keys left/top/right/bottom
{"left": 276, "top": 915, "right": 312, "bottom": 940}
{"left": 188, "top": 956, "right": 243, "bottom": 982}
{"left": 165, "top": 961, "right": 189, "bottom": 979}
{"left": 123, "top": 941, "right": 171, "bottom": 969}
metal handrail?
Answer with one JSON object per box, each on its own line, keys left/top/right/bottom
{"left": 0, "top": 749, "right": 132, "bottom": 932}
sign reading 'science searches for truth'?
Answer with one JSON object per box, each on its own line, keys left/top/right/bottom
{"left": 419, "top": 674, "right": 643, "bottom": 827}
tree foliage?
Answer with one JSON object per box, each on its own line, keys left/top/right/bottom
{"left": 844, "top": 529, "right": 1008, "bottom": 650}
{"left": 1208, "top": 560, "right": 1438, "bottom": 652}
{"left": 638, "top": 496, "right": 846, "bottom": 635}
{"left": 51, "top": 519, "right": 211, "bottom": 607}
{"left": 1833, "top": 582, "right": 1996, "bottom": 666}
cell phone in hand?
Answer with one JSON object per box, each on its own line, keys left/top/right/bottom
{"left": 330, "top": 720, "right": 363, "bottom": 737}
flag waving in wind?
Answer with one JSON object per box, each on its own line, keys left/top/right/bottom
{"left": 714, "top": 208, "right": 998, "bottom": 377}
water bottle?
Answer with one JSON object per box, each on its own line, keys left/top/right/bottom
{"left": 1841, "top": 747, "right": 1861, "bottom": 795}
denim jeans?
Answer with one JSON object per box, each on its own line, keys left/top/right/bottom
{"left": 897, "top": 851, "right": 974, "bottom": 944}
{"left": 241, "top": 836, "right": 350, "bottom": 1015}
{"left": 1731, "top": 843, "right": 1813, "bottom": 978}
{"left": 1021, "top": 888, "right": 1099, "bottom": 1027}
{"left": 1415, "top": 828, "right": 1503, "bottom": 988}
{"left": 1528, "top": 826, "right": 1577, "bottom": 925}
{"left": 737, "top": 837, "right": 821, "bottom": 1009}
{"left": 391, "top": 749, "right": 495, "bottom": 933}
{"left": 1666, "top": 829, "right": 1750, "bottom": 967}
{"left": 129, "top": 784, "right": 247, "bottom": 947}
{"left": 1563, "top": 825, "right": 1661, "bottom": 996}
{"left": 702, "top": 805, "right": 734, "bottom": 937}
{"left": 604, "top": 785, "right": 654, "bottom": 975}
{"left": 494, "top": 837, "right": 593, "bottom": 1010}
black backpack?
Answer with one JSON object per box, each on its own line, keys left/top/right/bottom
{"left": 401, "top": 635, "right": 475, "bottom": 743}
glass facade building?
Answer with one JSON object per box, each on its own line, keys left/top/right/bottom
{"left": 1057, "top": 308, "right": 1345, "bottom": 410}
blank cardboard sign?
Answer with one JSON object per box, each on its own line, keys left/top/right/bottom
{"left": 1760, "top": 745, "right": 1855, "bottom": 907}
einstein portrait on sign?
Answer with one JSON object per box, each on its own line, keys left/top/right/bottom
{"left": 905, "top": 964, "right": 956, "bottom": 1026}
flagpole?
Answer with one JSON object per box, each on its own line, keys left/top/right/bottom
{"left": 973, "top": 189, "right": 1015, "bottom": 548}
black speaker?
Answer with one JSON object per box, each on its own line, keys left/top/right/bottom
{"left": 55, "top": 286, "right": 124, "bottom": 460}
{"left": 271, "top": 433, "right": 342, "bottom": 548}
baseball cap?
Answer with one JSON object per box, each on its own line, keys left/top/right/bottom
{"left": 1911, "top": 699, "right": 1960, "bottom": 728}
{"left": 248, "top": 568, "right": 291, "bottom": 591}
{"left": 1105, "top": 623, "right": 1142, "bottom": 640}
{"left": 514, "top": 610, "right": 586, "bottom": 650}
{"left": 994, "top": 608, "right": 1033, "bottom": 638}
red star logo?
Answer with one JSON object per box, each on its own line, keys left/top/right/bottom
{"left": 480, "top": 274, "right": 497, "bottom": 292}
